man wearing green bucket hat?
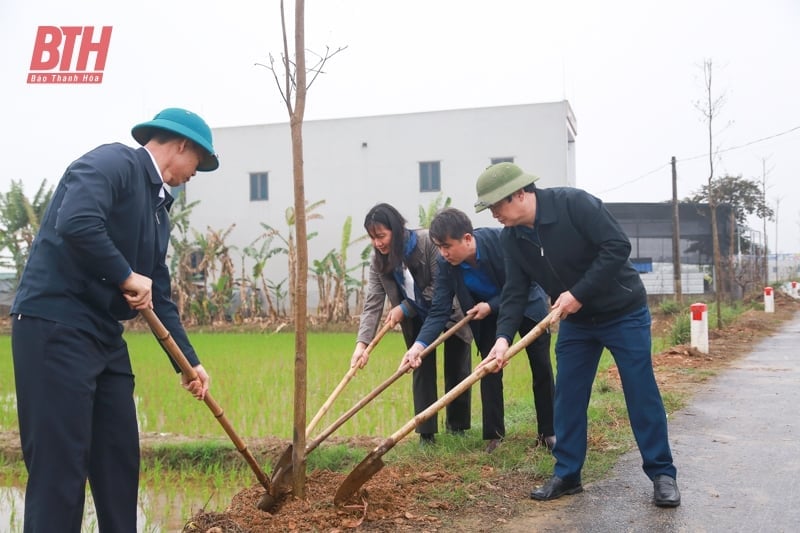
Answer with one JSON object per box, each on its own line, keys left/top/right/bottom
{"left": 11, "top": 108, "right": 219, "bottom": 532}
{"left": 475, "top": 162, "right": 680, "bottom": 508}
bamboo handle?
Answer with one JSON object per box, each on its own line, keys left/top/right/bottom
{"left": 140, "top": 308, "right": 271, "bottom": 491}
{"left": 306, "top": 320, "right": 393, "bottom": 436}
{"left": 306, "top": 311, "right": 476, "bottom": 453}
{"left": 385, "top": 309, "right": 558, "bottom": 446}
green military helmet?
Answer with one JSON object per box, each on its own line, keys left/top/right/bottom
{"left": 132, "top": 108, "right": 219, "bottom": 171}
{"left": 474, "top": 162, "right": 539, "bottom": 213}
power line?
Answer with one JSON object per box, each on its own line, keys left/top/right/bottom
{"left": 597, "top": 124, "right": 800, "bottom": 194}
{"left": 597, "top": 163, "right": 670, "bottom": 194}
{"left": 678, "top": 124, "right": 800, "bottom": 163}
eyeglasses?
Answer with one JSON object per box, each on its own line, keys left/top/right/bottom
{"left": 488, "top": 195, "right": 513, "bottom": 213}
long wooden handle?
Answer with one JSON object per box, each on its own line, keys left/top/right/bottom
{"left": 384, "top": 309, "right": 558, "bottom": 448}
{"left": 140, "top": 308, "right": 271, "bottom": 491}
{"left": 305, "top": 320, "right": 393, "bottom": 437}
{"left": 306, "top": 311, "right": 476, "bottom": 453}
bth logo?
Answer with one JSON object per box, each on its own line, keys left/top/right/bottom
{"left": 27, "top": 26, "right": 112, "bottom": 84}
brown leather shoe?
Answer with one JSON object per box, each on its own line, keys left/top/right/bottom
{"left": 530, "top": 475, "right": 583, "bottom": 501}
{"left": 485, "top": 438, "right": 502, "bottom": 454}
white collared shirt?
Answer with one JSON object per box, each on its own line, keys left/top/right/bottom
{"left": 143, "top": 147, "right": 166, "bottom": 199}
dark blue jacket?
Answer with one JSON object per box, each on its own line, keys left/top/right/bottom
{"left": 497, "top": 187, "right": 646, "bottom": 339}
{"left": 417, "top": 227, "right": 548, "bottom": 346}
{"left": 12, "top": 143, "right": 200, "bottom": 368}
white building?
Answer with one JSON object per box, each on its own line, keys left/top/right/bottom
{"left": 176, "top": 101, "right": 577, "bottom": 306}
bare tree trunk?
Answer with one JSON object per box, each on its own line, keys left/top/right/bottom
{"left": 288, "top": 0, "right": 309, "bottom": 499}
{"left": 705, "top": 62, "right": 723, "bottom": 329}
{"left": 267, "top": 0, "right": 345, "bottom": 498}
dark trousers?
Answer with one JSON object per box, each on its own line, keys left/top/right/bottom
{"left": 520, "top": 317, "right": 555, "bottom": 437}
{"left": 12, "top": 315, "right": 139, "bottom": 533}
{"left": 410, "top": 319, "right": 472, "bottom": 435}
{"left": 475, "top": 317, "right": 555, "bottom": 440}
{"left": 553, "top": 306, "right": 676, "bottom": 482}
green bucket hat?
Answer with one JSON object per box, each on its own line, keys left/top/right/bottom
{"left": 474, "top": 162, "right": 539, "bottom": 212}
{"left": 131, "top": 108, "right": 219, "bottom": 171}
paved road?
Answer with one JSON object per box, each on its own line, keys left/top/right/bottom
{"left": 502, "top": 312, "right": 800, "bottom": 532}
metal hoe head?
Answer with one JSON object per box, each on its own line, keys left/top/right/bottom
{"left": 255, "top": 448, "right": 293, "bottom": 511}
{"left": 270, "top": 445, "right": 295, "bottom": 491}
{"left": 334, "top": 452, "right": 387, "bottom": 506}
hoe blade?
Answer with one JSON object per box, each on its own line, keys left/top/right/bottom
{"left": 270, "top": 444, "right": 294, "bottom": 491}
{"left": 334, "top": 452, "right": 386, "bottom": 505}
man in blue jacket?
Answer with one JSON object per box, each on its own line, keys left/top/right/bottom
{"left": 11, "top": 108, "right": 219, "bottom": 532}
{"left": 475, "top": 162, "right": 680, "bottom": 508}
{"left": 401, "top": 207, "right": 555, "bottom": 454}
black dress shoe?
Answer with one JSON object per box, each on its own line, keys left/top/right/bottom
{"left": 653, "top": 475, "right": 681, "bottom": 507}
{"left": 530, "top": 475, "right": 583, "bottom": 501}
{"left": 419, "top": 433, "right": 436, "bottom": 446}
{"left": 485, "top": 438, "right": 502, "bottom": 454}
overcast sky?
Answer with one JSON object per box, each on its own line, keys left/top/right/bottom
{"left": 3, "top": 0, "right": 799, "bottom": 252}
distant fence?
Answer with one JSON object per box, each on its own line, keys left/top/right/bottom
{"left": 637, "top": 262, "right": 706, "bottom": 295}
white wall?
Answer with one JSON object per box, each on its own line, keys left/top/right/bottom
{"left": 180, "top": 101, "right": 577, "bottom": 305}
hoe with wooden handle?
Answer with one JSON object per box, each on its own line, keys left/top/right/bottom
{"left": 333, "top": 309, "right": 559, "bottom": 506}
{"left": 139, "top": 309, "right": 277, "bottom": 510}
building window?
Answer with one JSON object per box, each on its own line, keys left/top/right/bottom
{"left": 490, "top": 156, "right": 515, "bottom": 165}
{"left": 419, "top": 161, "right": 441, "bottom": 192}
{"left": 250, "top": 172, "right": 269, "bottom": 201}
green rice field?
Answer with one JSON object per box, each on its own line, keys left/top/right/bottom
{"left": 0, "top": 329, "right": 600, "bottom": 440}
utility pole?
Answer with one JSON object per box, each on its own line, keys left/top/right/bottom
{"left": 775, "top": 196, "right": 782, "bottom": 282}
{"left": 761, "top": 159, "right": 769, "bottom": 286}
{"left": 670, "top": 156, "right": 683, "bottom": 304}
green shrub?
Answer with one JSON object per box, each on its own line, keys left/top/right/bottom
{"left": 670, "top": 314, "right": 690, "bottom": 345}
{"left": 658, "top": 299, "right": 682, "bottom": 315}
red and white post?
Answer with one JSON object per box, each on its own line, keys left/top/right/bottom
{"left": 690, "top": 303, "right": 709, "bottom": 354}
{"left": 791, "top": 281, "right": 798, "bottom": 298}
{"left": 764, "top": 286, "right": 775, "bottom": 313}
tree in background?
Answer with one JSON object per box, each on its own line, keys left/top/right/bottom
{"left": 696, "top": 59, "right": 725, "bottom": 328}
{"left": 312, "top": 216, "right": 368, "bottom": 322}
{"left": 418, "top": 193, "right": 451, "bottom": 228}
{"left": 352, "top": 242, "right": 374, "bottom": 316}
{"left": 0, "top": 179, "right": 53, "bottom": 282}
{"left": 193, "top": 224, "right": 237, "bottom": 323}
{"left": 242, "top": 229, "right": 288, "bottom": 320}
{"left": 260, "top": 199, "right": 324, "bottom": 316}
{"left": 690, "top": 174, "right": 774, "bottom": 297}
{"left": 168, "top": 192, "right": 205, "bottom": 322}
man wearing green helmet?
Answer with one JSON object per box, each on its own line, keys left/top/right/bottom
{"left": 475, "top": 162, "right": 680, "bottom": 508}
{"left": 11, "top": 108, "right": 219, "bottom": 531}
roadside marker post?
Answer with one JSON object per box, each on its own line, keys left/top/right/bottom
{"left": 764, "top": 286, "right": 775, "bottom": 313}
{"left": 690, "top": 302, "right": 709, "bottom": 354}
